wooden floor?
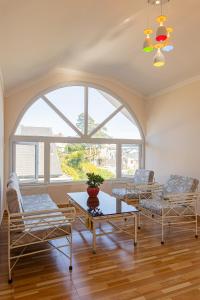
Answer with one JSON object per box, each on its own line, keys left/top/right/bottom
{"left": 1, "top": 215, "right": 200, "bottom": 300}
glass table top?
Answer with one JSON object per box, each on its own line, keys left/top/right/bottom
{"left": 67, "top": 191, "right": 138, "bottom": 217}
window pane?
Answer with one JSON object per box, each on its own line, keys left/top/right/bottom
{"left": 93, "top": 108, "right": 141, "bottom": 139}
{"left": 15, "top": 98, "right": 78, "bottom": 137}
{"left": 45, "top": 86, "right": 84, "bottom": 133}
{"left": 15, "top": 143, "right": 44, "bottom": 182}
{"left": 88, "top": 88, "right": 121, "bottom": 134}
{"left": 121, "top": 145, "right": 140, "bottom": 177}
{"left": 50, "top": 143, "right": 116, "bottom": 182}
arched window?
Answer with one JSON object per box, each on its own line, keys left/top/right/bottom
{"left": 11, "top": 85, "right": 144, "bottom": 183}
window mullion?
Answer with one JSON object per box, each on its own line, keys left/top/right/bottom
{"left": 35, "top": 143, "right": 39, "bottom": 180}
{"left": 42, "top": 96, "right": 83, "bottom": 137}
{"left": 140, "top": 143, "right": 145, "bottom": 168}
{"left": 116, "top": 144, "right": 121, "bottom": 179}
{"left": 44, "top": 141, "right": 50, "bottom": 184}
{"left": 84, "top": 87, "right": 88, "bottom": 136}
{"left": 89, "top": 104, "right": 124, "bottom": 137}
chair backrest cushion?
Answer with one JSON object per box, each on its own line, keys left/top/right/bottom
{"left": 163, "top": 175, "right": 199, "bottom": 194}
{"left": 133, "top": 169, "right": 154, "bottom": 184}
{"left": 6, "top": 173, "right": 23, "bottom": 214}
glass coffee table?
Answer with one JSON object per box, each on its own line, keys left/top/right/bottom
{"left": 67, "top": 191, "right": 138, "bottom": 253}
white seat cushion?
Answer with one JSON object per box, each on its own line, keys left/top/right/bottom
{"left": 140, "top": 199, "right": 195, "bottom": 216}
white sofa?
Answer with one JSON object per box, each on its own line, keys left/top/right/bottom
{"left": 6, "top": 173, "right": 76, "bottom": 283}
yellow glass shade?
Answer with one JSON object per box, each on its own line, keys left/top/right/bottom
{"left": 144, "top": 28, "right": 153, "bottom": 35}
{"left": 154, "top": 42, "right": 165, "bottom": 49}
{"left": 153, "top": 48, "right": 165, "bottom": 67}
{"left": 156, "top": 15, "right": 167, "bottom": 24}
{"left": 167, "top": 27, "right": 173, "bottom": 33}
{"left": 153, "top": 60, "right": 165, "bottom": 67}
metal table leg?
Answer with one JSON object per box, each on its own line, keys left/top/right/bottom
{"left": 92, "top": 221, "right": 96, "bottom": 254}
{"left": 134, "top": 214, "right": 137, "bottom": 246}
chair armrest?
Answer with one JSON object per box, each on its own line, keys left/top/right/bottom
{"left": 9, "top": 207, "right": 75, "bottom": 217}
{"left": 127, "top": 182, "right": 163, "bottom": 192}
{"left": 9, "top": 207, "right": 76, "bottom": 229}
{"left": 163, "top": 192, "right": 200, "bottom": 205}
{"left": 20, "top": 184, "right": 49, "bottom": 196}
{"left": 111, "top": 179, "right": 132, "bottom": 189}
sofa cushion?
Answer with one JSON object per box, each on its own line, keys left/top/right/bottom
{"left": 22, "top": 193, "right": 58, "bottom": 212}
{"left": 112, "top": 188, "right": 140, "bottom": 199}
{"left": 6, "top": 179, "right": 23, "bottom": 214}
{"left": 133, "top": 169, "right": 154, "bottom": 184}
{"left": 21, "top": 193, "right": 66, "bottom": 231}
{"left": 163, "top": 175, "right": 199, "bottom": 194}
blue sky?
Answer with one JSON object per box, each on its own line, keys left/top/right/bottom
{"left": 16, "top": 86, "right": 141, "bottom": 139}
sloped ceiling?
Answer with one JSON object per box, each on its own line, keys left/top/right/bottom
{"left": 0, "top": 0, "right": 199, "bottom": 96}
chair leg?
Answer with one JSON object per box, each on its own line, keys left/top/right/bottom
{"left": 69, "top": 230, "right": 73, "bottom": 271}
{"left": 195, "top": 214, "right": 198, "bottom": 238}
{"left": 161, "top": 217, "right": 164, "bottom": 245}
{"left": 138, "top": 212, "right": 141, "bottom": 230}
{"left": 134, "top": 215, "right": 138, "bottom": 246}
{"left": 8, "top": 253, "right": 12, "bottom": 283}
{"left": 8, "top": 221, "right": 12, "bottom": 283}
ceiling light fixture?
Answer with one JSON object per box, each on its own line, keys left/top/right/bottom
{"left": 162, "top": 27, "right": 174, "bottom": 52}
{"left": 153, "top": 48, "right": 165, "bottom": 67}
{"left": 156, "top": 15, "right": 167, "bottom": 42}
{"left": 148, "top": 0, "right": 169, "bottom": 4}
{"left": 143, "top": 29, "right": 154, "bottom": 52}
{"left": 142, "top": 0, "right": 174, "bottom": 67}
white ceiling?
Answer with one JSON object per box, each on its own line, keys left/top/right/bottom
{"left": 0, "top": 0, "right": 199, "bottom": 96}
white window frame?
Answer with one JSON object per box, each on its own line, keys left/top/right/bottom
{"left": 14, "top": 141, "right": 42, "bottom": 183}
{"left": 10, "top": 84, "right": 145, "bottom": 185}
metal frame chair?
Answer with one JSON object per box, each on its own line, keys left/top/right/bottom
{"left": 111, "top": 169, "right": 155, "bottom": 205}
{"left": 138, "top": 179, "right": 199, "bottom": 244}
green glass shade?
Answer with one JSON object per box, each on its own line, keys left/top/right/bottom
{"left": 143, "top": 37, "right": 154, "bottom": 53}
{"left": 143, "top": 46, "right": 154, "bottom": 52}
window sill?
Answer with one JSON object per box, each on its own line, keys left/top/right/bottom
{"left": 19, "top": 178, "right": 132, "bottom": 188}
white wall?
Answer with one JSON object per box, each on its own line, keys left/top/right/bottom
{"left": 0, "top": 74, "right": 4, "bottom": 222}
{"left": 5, "top": 69, "right": 146, "bottom": 205}
{"left": 146, "top": 79, "right": 200, "bottom": 184}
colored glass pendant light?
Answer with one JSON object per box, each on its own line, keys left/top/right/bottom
{"left": 163, "top": 27, "right": 174, "bottom": 52}
{"left": 153, "top": 47, "right": 165, "bottom": 67}
{"left": 156, "top": 15, "right": 168, "bottom": 42}
{"left": 143, "top": 29, "right": 154, "bottom": 52}
{"left": 142, "top": 0, "right": 173, "bottom": 67}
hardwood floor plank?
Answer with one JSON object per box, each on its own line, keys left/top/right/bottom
{"left": 1, "top": 215, "right": 200, "bottom": 300}
{"left": 162, "top": 282, "right": 192, "bottom": 294}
